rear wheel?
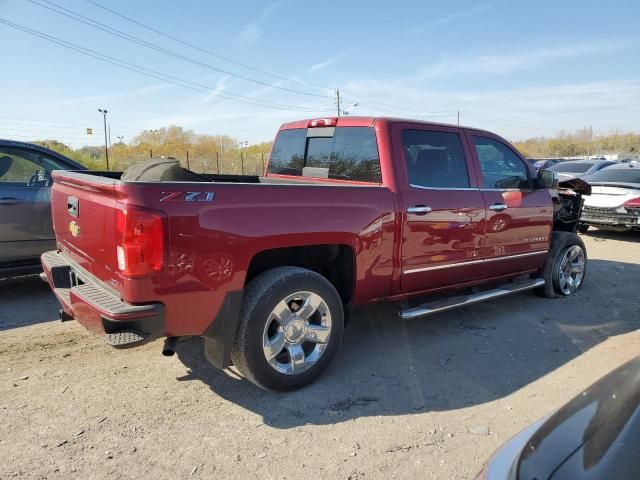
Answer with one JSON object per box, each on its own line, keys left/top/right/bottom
{"left": 536, "top": 232, "right": 587, "bottom": 298}
{"left": 231, "top": 267, "right": 344, "bottom": 391}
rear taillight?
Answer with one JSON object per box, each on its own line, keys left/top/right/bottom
{"left": 115, "top": 206, "right": 166, "bottom": 277}
{"left": 308, "top": 117, "right": 338, "bottom": 127}
{"left": 623, "top": 197, "right": 640, "bottom": 207}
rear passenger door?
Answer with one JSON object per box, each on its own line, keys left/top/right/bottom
{"left": 394, "top": 124, "right": 487, "bottom": 293}
{"left": 469, "top": 134, "right": 552, "bottom": 276}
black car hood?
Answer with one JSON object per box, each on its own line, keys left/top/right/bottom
{"left": 516, "top": 357, "right": 640, "bottom": 480}
{"left": 558, "top": 177, "right": 591, "bottom": 195}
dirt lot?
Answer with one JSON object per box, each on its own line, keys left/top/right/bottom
{"left": 1, "top": 230, "right": 639, "bottom": 480}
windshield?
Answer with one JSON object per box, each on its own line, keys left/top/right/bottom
{"left": 268, "top": 127, "right": 381, "bottom": 182}
{"left": 586, "top": 167, "right": 640, "bottom": 184}
{"left": 551, "top": 161, "right": 594, "bottom": 173}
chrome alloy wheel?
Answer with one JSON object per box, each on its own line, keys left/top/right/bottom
{"left": 262, "top": 291, "right": 332, "bottom": 375}
{"left": 556, "top": 245, "right": 586, "bottom": 295}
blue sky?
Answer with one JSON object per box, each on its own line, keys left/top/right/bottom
{"left": 1, "top": 0, "right": 639, "bottom": 147}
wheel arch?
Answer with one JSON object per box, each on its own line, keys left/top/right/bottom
{"left": 244, "top": 243, "right": 356, "bottom": 308}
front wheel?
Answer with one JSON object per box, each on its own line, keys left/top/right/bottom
{"left": 577, "top": 224, "right": 590, "bottom": 234}
{"left": 536, "top": 232, "right": 587, "bottom": 298}
{"left": 230, "top": 267, "right": 344, "bottom": 391}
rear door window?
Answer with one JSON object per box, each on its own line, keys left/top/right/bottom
{"left": 268, "top": 127, "right": 381, "bottom": 183}
{"left": 401, "top": 129, "right": 470, "bottom": 188}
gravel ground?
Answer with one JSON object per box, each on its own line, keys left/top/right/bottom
{"left": 1, "top": 230, "right": 639, "bottom": 480}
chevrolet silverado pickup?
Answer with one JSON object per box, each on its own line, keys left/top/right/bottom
{"left": 41, "top": 117, "right": 589, "bottom": 391}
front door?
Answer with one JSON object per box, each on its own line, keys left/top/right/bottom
{"left": 469, "top": 134, "right": 552, "bottom": 276}
{"left": 395, "top": 125, "right": 487, "bottom": 293}
{"left": 0, "top": 147, "right": 68, "bottom": 263}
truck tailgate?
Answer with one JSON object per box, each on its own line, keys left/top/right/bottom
{"left": 50, "top": 171, "right": 120, "bottom": 279}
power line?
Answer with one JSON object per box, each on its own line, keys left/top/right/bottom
{"left": 28, "top": 0, "right": 330, "bottom": 99}
{"left": 339, "top": 89, "right": 453, "bottom": 116}
{"left": 0, "top": 115, "right": 96, "bottom": 128}
{"left": 81, "top": 0, "right": 455, "bottom": 118}
{"left": 1, "top": 133, "right": 102, "bottom": 143}
{"left": 463, "top": 111, "right": 582, "bottom": 133}
{"left": 0, "top": 18, "right": 334, "bottom": 113}
{"left": 0, "top": 120, "right": 100, "bottom": 131}
{"left": 0, "top": 115, "right": 143, "bottom": 133}
{"left": 83, "top": 0, "right": 330, "bottom": 92}
{"left": 0, "top": 128, "right": 103, "bottom": 138}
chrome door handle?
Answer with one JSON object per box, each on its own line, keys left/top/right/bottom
{"left": 489, "top": 203, "right": 508, "bottom": 211}
{"left": 407, "top": 205, "right": 432, "bottom": 215}
{"left": 0, "top": 197, "right": 20, "bottom": 205}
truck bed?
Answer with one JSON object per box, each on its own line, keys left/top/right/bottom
{"left": 47, "top": 169, "right": 395, "bottom": 339}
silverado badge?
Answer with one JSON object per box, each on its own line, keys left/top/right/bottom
{"left": 69, "top": 221, "right": 81, "bottom": 238}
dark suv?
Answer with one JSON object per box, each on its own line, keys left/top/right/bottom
{"left": 0, "top": 139, "right": 85, "bottom": 276}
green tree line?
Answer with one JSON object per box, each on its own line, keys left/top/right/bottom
{"left": 32, "top": 126, "right": 640, "bottom": 174}
{"left": 35, "top": 125, "right": 273, "bottom": 175}
{"left": 513, "top": 129, "right": 640, "bottom": 159}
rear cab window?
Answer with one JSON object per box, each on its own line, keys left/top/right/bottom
{"left": 267, "top": 126, "right": 381, "bottom": 183}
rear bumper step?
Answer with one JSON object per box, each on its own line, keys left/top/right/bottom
{"left": 41, "top": 250, "right": 164, "bottom": 347}
{"left": 105, "top": 330, "right": 150, "bottom": 348}
{"left": 398, "top": 278, "right": 545, "bottom": 320}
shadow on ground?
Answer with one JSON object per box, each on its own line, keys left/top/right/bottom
{"left": 175, "top": 258, "right": 640, "bottom": 429}
{"left": 583, "top": 228, "right": 640, "bottom": 243}
{"left": 0, "top": 275, "right": 59, "bottom": 331}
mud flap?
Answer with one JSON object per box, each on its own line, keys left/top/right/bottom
{"left": 203, "top": 290, "right": 243, "bottom": 369}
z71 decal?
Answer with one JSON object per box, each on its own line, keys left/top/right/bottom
{"left": 160, "top": 192, "right": 215, "bottom": 203}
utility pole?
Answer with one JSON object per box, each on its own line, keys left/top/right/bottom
{"left": 457, "top": 110, "right": 460, "bottom": 126}
{"left": 98, "top": 108, "right": 109, "bottom": 170}
{"left": 239, "top": 140, "right": 248, "bottom": 175}
{"left": 108, "top": 124, "right": 112, "bottom": 159}
{"left": 586, "top": 126, "right": 593, "bottom": 159}
{"left": 336, "top": 88, "right": 341, "bottom": 117}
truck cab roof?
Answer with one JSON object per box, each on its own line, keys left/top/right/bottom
{"left": 278, "top": 116, "right": 495, "bottom": 136}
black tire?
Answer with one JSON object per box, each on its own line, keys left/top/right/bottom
{"left": 577, "top": 224, "right": 590, "bottom": 234}
{"left": 230, "top": 267, "right": 344, "bottom": 391}
{"left": 535, "top": 232, "right": 587, "bottom": 298}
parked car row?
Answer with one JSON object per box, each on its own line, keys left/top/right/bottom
{"left": 531, "top": 158, "right": 640, "bottom": 232}
{"left": 579, "top": 163, "right": 640, "bottom": 232}
{"left": 549, "top": 159, "right": 617, "bottom": 180}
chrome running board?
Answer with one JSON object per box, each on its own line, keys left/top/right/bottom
{"left": 398, "top": 278, "right": 545, "bottom": 320}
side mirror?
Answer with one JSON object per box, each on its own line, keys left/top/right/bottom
{"left": 537, "top": 169, "right": 557, "bottom": 189}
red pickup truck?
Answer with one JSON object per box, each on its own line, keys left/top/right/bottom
{"left": 42, "top": 117, "right": 589, "bottom": 391}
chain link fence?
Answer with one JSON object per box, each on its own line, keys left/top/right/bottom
{"left": 109, "top": 150, "right": 268, "bottom": 176}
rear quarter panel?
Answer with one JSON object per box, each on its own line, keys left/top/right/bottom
{"left": 116, "top": 182, "right": 396, "bottom": 335}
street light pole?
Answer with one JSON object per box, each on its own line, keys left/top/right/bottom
{"left": 98, "top": 108, "right": 109, "bottom": 170}
{"left": 239, "top": 140, "right": 248, "bottom": 175}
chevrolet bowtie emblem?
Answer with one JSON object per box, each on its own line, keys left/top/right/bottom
{"left": 69, "top": 221, "right": 81, "bottom": 238}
